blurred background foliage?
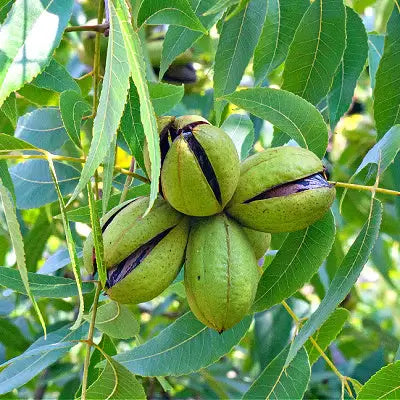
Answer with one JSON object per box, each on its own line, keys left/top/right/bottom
{"left": 0, "top": 0, "right": 399, "bottom": 398}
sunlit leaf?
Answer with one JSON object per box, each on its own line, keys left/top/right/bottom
{"left": 137, "top": 0, "right": 207, "bottom": 33}
{"left": 0, "top": 184, "right": 46, "bottom": 336}
{"left": 0, "top": 0, "right": 74, "bottom": 107}
{"left": 60, "top": 90, "right": 92, "bottom": 148}
{"left": 223, "top": 88, "right": 328, "bottom": 158}
{"left": 253, "top": 211, "right": 335, "bottom": 312}
{"left": 113, "top": 312, "right": 251, "bottom": 376}
{"left": 282, "top": 0, "right": 346, "bottom": 105}
{"left": 253, "top": 0, "right": 309, "bottom": 85}
{"left": 68, "top": 0, "right": 130, "bottom": 204}
{"left": 286, "top": 198, "right": 382, "bottom": 365}
{"left": 374, "top": 6, "right": 400, "bottom": 139}
{"left": 304, "top": 308, "right": 349, "bottom": 365}
{"left": 357, "top": 361, "right": 400, "bottom": 399}
{"left": 111, "top": 0, "right": 160, "bottom": 213}
{"left": 0, "top": 92, "right": 17, "bottom": 128}
{"left": 0, "top": 266, "right": 94, "bottom": 298}
{"left": 328, "top": 7, "right": 368, "bottom": 129}
{"left": 243, "top": 346, "right": 311, "bottom": 400}
{"left": 214, "top": 0, "right": 267, "bottom": 124}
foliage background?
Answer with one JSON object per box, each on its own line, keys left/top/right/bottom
{"left": 0, "top": 0, "right": 399, "bottom": 399}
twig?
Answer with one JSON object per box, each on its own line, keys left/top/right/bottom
{"left": 65, "top": 23, "right": 109, "bottom": 33}
{"left": 119, "top": 157, "right": 136, "bottom": 204}
{"left": 81, "top": 282, "right": 102, "bottom": 400}
{"left": 281, "top": 300, "right": 354, "bottom": 398}
{"left": 330, "top": 181, "right": 400, "bottom": 197}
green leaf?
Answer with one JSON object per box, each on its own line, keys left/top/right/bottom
{"left": 65, "top": 184, "right": 150, "bottom": 224}
{"left": 351, "top": 125, "right": 400, "bottom": 184}
{"left": 0, "top": 132, "right": 36, "bottom": 151}
{"left": 0, "top": 266, "right": 94, "bottom": 298}
{"left": 374, "top": 6, "right": 400, "bottom": 139}
{"left": 15, "top": 108, "right": 70, "bottom": 152}
{"left": 68, "top": 0, "right": 130, "bottom": 204}
{"left": 254, "top": 303, "right": 293, "bottom": 368}
{"left": 214, "top": 0, "right": 267, "bottom": 123}
{"left": 101, "top": 134, "right": 117, "bottom": 215}
{"left": 85, "top": 359, "right": 145, "bottom": 400}
{"left": 253, "top": 211, "right": 335, "bottom": 312}
{"left": 119, "top": 80, "right": 145, "bottom": 170}
{"left": 0, "top": 92, "right": 17, "bottom": 128}
{"left": 328, "top": 7, "right": 368, "bottom": 129}
{"left": 0, "top": 324, "right": 88, "bottom": 395}
{"left": 160, "top": 0, "right": 222, "bottom": 79}
{"left": 10, "top": 160, "right": 80, "bottom": 209}
{"left": 304, "top": 307, "right": 349, "bottom": 365}
{"left": 281, "top": 0, "right": 346, "bottom": 105}
{"left": 0, "top": 318, "right": 30, "bottom": 354}
{"left": 0, "top": 0, "right": 13, "bottom": 24}
{"left": 223, "top": 88, "right": 329, "bottom": 158}
{"left": 286, "top": 198, "right": 382, "bottom": 365}
{"left": 60, "top": 90, "right": 92, "bottom": 148}
{"left": 0, "top": 184, "right": 46, "bottom": 336}
{"left": 357, "top": 361, "right": 400, "bottom": 399}
{"left": 31, "top": 58, "right": 81, "bottom": 94}
{"left": 0, "top": 0, "right": 74, "bottom": 107}
{"left": 243, "top": 346, "right": 311, "bottom": 400}
{"left": 0, "top": 159, "right": 15, "bottom": 201}
{"left": 221, "top": 113, "right": 254, "bottom": 160}
{"left": 113, "top": 312, "right": 251, "bottom": 376}
{"left": 148, "top": 82, "right": 184, "bottom": 115}
{"left": 47, "top": 157, "right": 85, "bottom": 330}
{"left": 203, "top": 0, "right": 238, "bottom": 15}
{"left": 112, "top": 0, "right": 160, "bottom": 214}
{"left": 85, "top": 301, "right": 139, "bottom": 339}
{"left": 137, "top": 0, "right": 207, "bottom": 33}
{"left": 368, "top": 33, "right": 384, "bottom": 90}
{"left": 253, "top": 0, "right": 309, "bottom": 85}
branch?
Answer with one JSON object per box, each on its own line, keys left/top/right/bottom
{"left": 281, "top": 300, "right": 354, "bottom": 398}
{"left": 330, "top": 181, "right": 400, "bottom": 197}
{"left": 65, "top": 23, "right": 109, "bottom": 33}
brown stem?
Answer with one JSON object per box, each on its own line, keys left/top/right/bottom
{"left": 65, "top": 23, "right": 109, "bottom": 33}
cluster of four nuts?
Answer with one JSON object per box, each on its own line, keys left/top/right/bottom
{"left": 83, "top": 116, "right": 335, "bottom": 332}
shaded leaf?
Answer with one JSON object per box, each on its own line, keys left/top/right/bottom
{"left": 214, "top": 0, "right": 267, "bottom": 123}
{"left": 85, "top": 301, "right": 139, "bottom": 340}
{"left": 38, "top": 247, "right": 83, "bottom": 275}
{"left": 368, "top": 33, "right": 384, "bottom": 90}
{"left": 282, "top": 0, "right": 346, "bottom": 105}
{"left": 69, "top": 0, "right": 130, "bottom": 204}
{"left": 0, "top": 0, "right": 74, "bottom": 107}
{"left": 221, "top": 113, "right": 254, "bottom": 159}
{"left": 304, "top": 307, "right": 350, "bottom": 365}
{"left": 253, "top": 211, "right": 335, "bottom": 312}
{"left": 31, "top": 58, "right": 80, "bottom": 94}
{"left": 160, "top": 0, "right": 222, "bottom": 79}
{"left": 374, "top": 6, "right": 400, "bottom": 138}
{"left": 137, "top": 0, "right": 207, "bottom": 33}
{"left": 243, "top": 346, "right": 310, "bottom": 400}
{"left": 223, "top": 88, "right": 328, "bottom": 158}
{"left": 60, "top": 90, "right": 92, "bottom": 148}
{"left": 10, "top": 160, "right": 80, "bottom": 209}
{"left": 119, "top": 80, "right": 145, "bottom": 169}
{"left": 113, "top": 312, "right": 251, "bottom": 376}
{"left": 203, "top": 0, "right": 238, "bottom": 15}
{"left": 328, "top": 7, "right": 368, "bottom": 129}
{"left": 286, "top": 199, "right": 382, "bottom": 365}
{"left": 0, "top": 266, "right": 94, "bottom": 298}
{"left": 15, "top": 108, "right": 70, "bottom": 153}
{"left": 253, "top": 0, "right": 309, "bottom": 85}
{"left": 0, "top": 323, "right": 88, "bottom": 395}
